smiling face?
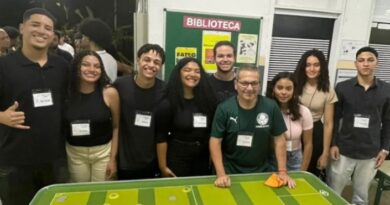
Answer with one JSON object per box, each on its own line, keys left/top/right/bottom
{"left": 137, "top": 50, "right": 163, "bottom": 80}
{"left": 79, "top": 55, "right": 102, "bottom": 84}
{"left": 273, "top": 78, "right": 294, "bottom": 106}
{"left": 180, "top": 61, "right": 201, "bottom": 90}
{"left": 235, "top": 70, "right": 260, "bottom": 102}
{"left": 305, "top": 55, "right": 321, "bottom": 80}
{"left": 20, "top": 14, "right": 54, "bottom": 51}
{"left": 215, "top": 45, "right": 235, "bottom": 73}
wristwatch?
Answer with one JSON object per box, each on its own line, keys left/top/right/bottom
{"left": 382, "top": 149, "right": 390, "bottom": 156}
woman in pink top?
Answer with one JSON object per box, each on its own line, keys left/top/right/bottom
{"left": 267, "top": 72, "right": 313, "bottom": 171}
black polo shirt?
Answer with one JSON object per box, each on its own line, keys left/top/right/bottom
{"left": 333, "top": 77, "right": 390, "bottom": 159}
{"left": 0, "top": 51, "right": 68, "bottom": 166}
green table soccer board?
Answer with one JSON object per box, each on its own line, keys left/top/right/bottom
{"left": 31, "top": 172, "right": 348, "bottom": 205}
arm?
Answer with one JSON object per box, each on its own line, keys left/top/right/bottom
{"left": 301, "top": 129, "right": 313, "bottom": 171}
{"left": 375, "top": 94, "right": 390, "bottom": 168}
{"left": 0, "top": 101, "right": 30, "bottom": 129}
{"left": 274, "top": 134, "right": 296, "bottom": 188}
{"left": 155, "top": 99, "right": 175, "bottom": 177}
{"left": 330, "top": 86, "right": 342, "bottom": 160}
{"left": 210, "top": 137, "right": 230, "bottom": 188}
{"left": 103, "top": 87, "right": 120, "bottom": 180}
{"left": 157, "top": 142, "right": 176, "bottom": 177}
{"left": 318, "top": 102, "right": 334, "bottom": 169}
{"left": 117, "top": 61, "right": 132, "bottom": 76}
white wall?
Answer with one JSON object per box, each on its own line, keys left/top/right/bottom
{"left": 373, "top": 0, "right": 390, "bottom": 22}
{"left": 146, "top": 0, "right": 378, "bottom": 85}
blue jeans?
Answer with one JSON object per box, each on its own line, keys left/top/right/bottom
{"left": 268, "top": 149, "right": 303, "bottom": 171}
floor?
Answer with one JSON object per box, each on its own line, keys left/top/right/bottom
{"left": 342, "top": 180, "right": 390, "bottom": 205}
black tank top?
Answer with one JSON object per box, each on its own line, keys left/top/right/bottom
{"left": 65, "top": 89, "right": 112, "bottom": 146}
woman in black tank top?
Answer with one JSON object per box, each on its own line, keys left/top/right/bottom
{"left": 65, "top": 50, "right": 120, "bottom": 182}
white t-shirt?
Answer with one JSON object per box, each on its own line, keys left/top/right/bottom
{"left": 58, "top": 42, "right": 75, "bottom": 56}
{"left": 96, "top": 50, "right": 118, "bottom": 82}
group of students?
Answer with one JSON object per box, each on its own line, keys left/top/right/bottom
{"left": 0, "top": 7, "right": 389, "bottom": 205}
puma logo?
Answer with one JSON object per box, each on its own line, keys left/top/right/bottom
{"left": 229, "top": 116, "right": 238, "bottom": 124}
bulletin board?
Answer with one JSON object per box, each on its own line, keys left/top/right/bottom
{"left": 164, "top": 10, "right": 262, "bottom": 79}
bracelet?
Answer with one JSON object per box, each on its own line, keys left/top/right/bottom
{"left": 381, "top": 149, "right": 389, "bottom": 156}
{"left": 278, "top": 169, "right": 287, "bottom": 173}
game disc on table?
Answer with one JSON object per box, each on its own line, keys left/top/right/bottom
{"left": 182, "top": 186, "right": 192, "bottom": 192}
{"left": 109, "top": 192, "right": 119, "bottom": 199}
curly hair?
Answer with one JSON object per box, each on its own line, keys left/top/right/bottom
{"left": 166, "top": 57, "right": 218, "bottom": 119}
{"left": 137, "top": 43, "right": 166, "bottom": 65}
{"left": 79, "top": 18, "right": 112, "bottom": 49}
{"left": 266, "top": 72, "right": 301, "bottom": 121}
{"left": 68, "top": 50, "right": 111, "bottom": 98}
{"left": 294, "top": 49, "right": 330, "bottom": 95}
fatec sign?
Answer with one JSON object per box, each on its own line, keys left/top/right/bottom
{"left": 183, "top": 16, "right": 241, "bottom": 32}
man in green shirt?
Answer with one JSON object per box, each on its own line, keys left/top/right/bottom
{"left": 209, "top": 64, "right": 295, "bottom": 188}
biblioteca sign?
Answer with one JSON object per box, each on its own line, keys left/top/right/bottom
{"left": 183, "top": 16, "right": 241, "bottom": 32}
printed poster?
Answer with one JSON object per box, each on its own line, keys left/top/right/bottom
{"left": 237, "top": 33, "right": 258, "bottom": 63}
{"left": 175, "top": 47, "right": 197, "bottom": 64}
{"left": 202, "top": 30, "right": 231, "bottom": 72}
{"left": 340, "top": 40, "right": 366, "bottom": 60}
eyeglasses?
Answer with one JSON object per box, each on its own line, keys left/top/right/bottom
{"left": 237, "top": 80, "right": 260, "bottom": 88}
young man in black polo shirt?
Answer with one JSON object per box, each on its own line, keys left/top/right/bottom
{"left": 329, "top": 46, "right": 390, "bottom": 205}
{"left": 0, "top": 8, "right": 68, "bottom": 205}
{"left": 114, "top": 44, "right": 165, "bottom": 180}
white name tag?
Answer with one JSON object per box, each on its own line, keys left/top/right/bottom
{"left": 354, "top": 115, "right": 370, "bottom": 128}
{"left": 236, "top": 134, "right": 253, "bottom": 147}
{"left": 32, "top": 90, "right": 53, "bottom": 107}
{"left": 71, "top": 121, "right": 90, "bottom": 136}
{"left": 134, "top": 111, "right": 152, "bottom": 127}
{"left": 286, "top": 140, "right": 293, "bottom": 151}
{"left": 193, "top": 114, "right": 207, "bottom": 128}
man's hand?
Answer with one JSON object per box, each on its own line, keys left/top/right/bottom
{"left": 317, "top": 153, "right": 329, "bottom": 170}
{"left": 277, "top": 172, "right": 296, "bottom": 189}
{"left": 330, "top": 146, "right": 340, "bottom": 160}
{"left": 214, "top": 175, "right": 231, "bottom": 188}
{"left": 375, "top": 150, "right": 388, "bottom": 169}
{"left": 0, "top": 101, "right": 30, "bottom": 129}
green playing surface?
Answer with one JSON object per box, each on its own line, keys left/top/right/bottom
{"left": 31, "top": 172, "right": 348, "bottom": 205}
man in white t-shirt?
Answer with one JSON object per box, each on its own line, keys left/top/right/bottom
{"left": 58, "top": 34, "right": 75, "bottom": 57}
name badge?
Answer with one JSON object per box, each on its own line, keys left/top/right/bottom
{"left": 353, "top": 114, "right": 370, "bottom": 128}
{"left": 237, "top": 134, "right": 253, "bottom": 147}
{"left": 71, "top": 120, "right": 90, "bottom": 136}
{"left": 134, "top": 111, "right": 152, "bottom": 127}
{"left": 286, "top": 140, "right": 293, "bottom": 151}
{"left": 193, "top": 113, "right": 207, "bottom": 128}
{"left": 32, "top": 89, "right": 53, "bottom": 107}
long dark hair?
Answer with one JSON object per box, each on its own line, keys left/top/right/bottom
{"left": 294, "top": 49, "right": 330, "bottom": 95}
{"left": 267, "top": 72, "right": 301, "bottom": 121}
{"left": 166, "top": 57, "right": 218, "bottom": 119}
{"left": 68, "top": 50, "right": 110, "bottom": 98}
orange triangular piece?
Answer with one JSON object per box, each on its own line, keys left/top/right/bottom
{"left": 264, "top": 173, "right": 285, "bottom": 188}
